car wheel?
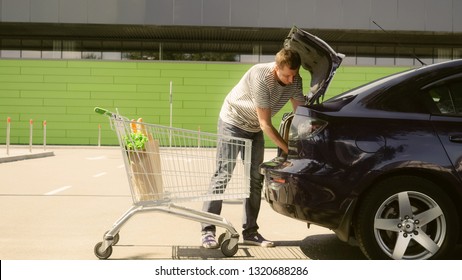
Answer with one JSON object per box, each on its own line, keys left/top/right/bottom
{"left": 354, "top": 176, "right": 459, "bottom": 260}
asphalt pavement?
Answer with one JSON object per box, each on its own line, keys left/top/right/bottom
{"left": 1, "top": 145, "right": 460, "bottom": 260}
{"left": 0, "top": 145, "right": 367, "bottom": 260}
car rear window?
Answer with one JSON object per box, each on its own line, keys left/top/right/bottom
{"left": 424, "top": 79, "right": 462, "bottom": 116}
{"left": 325, "top": 70, "right": 412, "bottom": 104}
{"left": 370, "top": 87, "right": 428, "bottom": 113}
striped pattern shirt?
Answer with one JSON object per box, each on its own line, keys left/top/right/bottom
{"left": 220, "top": 62, "right": 304, "bottom": 132}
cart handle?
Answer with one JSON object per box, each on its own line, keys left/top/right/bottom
{"left": 94, "top": 107, "right": 114, "bottom": 117}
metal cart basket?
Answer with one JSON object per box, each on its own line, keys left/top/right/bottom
{"left": 93, "top": 107, "right": 252, "bottom": 259}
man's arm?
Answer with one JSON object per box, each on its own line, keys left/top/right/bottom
{"left": 256, "top": 99, "right": 304, "bottom": 154}
{"left": 256, "top": 107, "right": 288, "bottom": 154}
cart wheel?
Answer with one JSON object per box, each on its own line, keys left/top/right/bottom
{"left": 218, "top": 233, "right": 226, "bottom": 245}
{"left": 104, "top": 231, "right": 120, "bottom": 245}
{"left": 113, "top": 233, "right": 120, "bottom": 245}
{"left": 220, "top": 239, "right": 239, "bottom": 257}
{"left": 94, "top": 242, "right": 112, "bottom": 260}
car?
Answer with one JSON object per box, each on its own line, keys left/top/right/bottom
{"left": 260, "top": 26, "right": 462, "bottom": 260}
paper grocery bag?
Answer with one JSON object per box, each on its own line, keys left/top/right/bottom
{"left": 145, "top": 136, "right": 164, "bottom": 195}
{"left": 129, "top": 136, "right": 163, "bottom": 202}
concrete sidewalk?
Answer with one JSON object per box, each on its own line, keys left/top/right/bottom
{"left": 0, "top": 146, "right": 54, "bottom": 163}
{"left": 0, "top": 145, "right": 355, "bottom": 260}
{"left": 1, "top": 146, "right": 461, "bottom": 260}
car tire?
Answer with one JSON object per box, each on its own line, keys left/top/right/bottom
{"left": 354, "top": 175, "right": 459, "bottom": 260}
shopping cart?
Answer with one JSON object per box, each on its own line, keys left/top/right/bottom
{"left": 93, "top": 107, "right": 252, "bottom": 259}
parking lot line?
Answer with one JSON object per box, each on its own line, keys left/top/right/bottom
{"left": 92, "top": 172, "right": 107, "bottom": 178}
{"left": 44, "top": 185, "right": 72, "bottom": 195}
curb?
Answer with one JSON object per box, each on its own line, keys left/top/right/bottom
{"left": 0, "top": 151, "right": 55, "bottom": 163}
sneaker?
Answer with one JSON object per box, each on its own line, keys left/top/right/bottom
{"left": 201, "top": 231, "right": 219, "bottom": 249}
{"left": 243, "top": 232, "right": 275, "bottom": 247}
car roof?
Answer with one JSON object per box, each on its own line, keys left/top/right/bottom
{"left": 329, "top": 59, "right": 462, "bottom": 103}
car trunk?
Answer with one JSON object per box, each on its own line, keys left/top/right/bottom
{"left": 284, "top": 26, "right": 344, "bottom": 105}
{"left": 276, "top": 27, "right": 344, "bottom": 155}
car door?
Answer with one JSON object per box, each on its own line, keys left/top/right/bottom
{"left": 426, "top": 78, "right": 462, "bottom": 180}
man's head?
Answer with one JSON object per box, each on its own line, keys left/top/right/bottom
{"left": 274, "top": 48, "right": 301, "bottom": 85}
{"left": 275, "top": 48, "right": 301, "bottom": 70}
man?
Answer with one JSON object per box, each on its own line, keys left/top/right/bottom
{"left": 201, "top": 48, "right": 306, "bottom": 248}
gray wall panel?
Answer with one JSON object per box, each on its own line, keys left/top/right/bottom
{"left": 454, "top": 0, "right": 462, "bottom": 32}
{"left": 314, "top": 0, "right": 343, "bottom": 29}
{"left": 145, "top": 0, "right": 174, "bottom": 25}
{"left": 342, "top": 0, "right": 371, "bottom": 29}
{"left": 2, "top": 0, "right": 30, "bottom": 22}
{"left": 230, "top": 0, "right": 259, "bottom": 27}
{"left": 371, "top": 0, "right": 398, "bottom": 30}
{"left": 0, "top": 0, "right": 461, "bottom": 34}
{"left": 397, "top": 0, "right": 426, "bottom": 31}
{"left": 174, "top": 0, "right": 202, "bottom": 25}
{"left": 258, "top": 0, "right": 285, "bottom": 28}
{"left": 203, "top": 0, "right": 230, "bottom": 26}
{"left": 59, "top": 0, "right": 87, "bottom": 23}
{"left": 117, "top": 0, "right": 146, "bottom": 24}
{"left": 88, "top": 0, "right": 118, "bottom": 24}
{"left": 285, "top": 0, "right": 316, "bottom": 28}
{"left": 425, "top": 0, "right": 452, "bottom": 32}
{"left": 31, "top": 0, "right": 59, "bottom": 22}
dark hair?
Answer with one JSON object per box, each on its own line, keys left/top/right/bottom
{"left": 275, "top": 48, "right": 301, "bottom": 70}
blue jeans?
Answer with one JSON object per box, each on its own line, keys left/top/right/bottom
{"left": 201, "top": 118, "right": 265, "bottom": 237}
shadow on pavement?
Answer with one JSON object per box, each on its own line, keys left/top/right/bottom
{"left": 276, "top": 234, "right": 367, "bottom": 260}
{"left": 110, "top": 234, "right": 462, "bottom": 260}
{"left": 282, "top": 233, "right": 462, "bottom": 260}
{"left": 160, "top": 233, "right": 366, "bottom": 260}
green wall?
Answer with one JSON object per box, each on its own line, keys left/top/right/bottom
{"left": 0, "top": 59, "right": 408, "bottom": 147}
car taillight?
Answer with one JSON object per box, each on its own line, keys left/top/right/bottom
{"left": 289, "top": 117, "right": 328, "bottom": 140}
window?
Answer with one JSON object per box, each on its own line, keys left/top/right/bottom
{"left": 82, "top": 52, "right": 102, "bottom": 59}
{"left": 1, "top": 38, "right": 461, "bottom": 64}
{"left": 425, "top": 80, "right": 462, "bottom": 116}
{"left": 21, "top": 50, "right": 41, "bottom": 58}
{"left": 102, "top": 52, "right": 121, "bottom": 60}
{"left": 374, "top": 87, "right": 427, "bottom": 113}
{"left": 0, "top": 50, "right": 21, "bottom": 58}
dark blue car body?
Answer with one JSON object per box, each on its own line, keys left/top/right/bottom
{"left": 261, "top": 29, "right": 462, "bottom": 259}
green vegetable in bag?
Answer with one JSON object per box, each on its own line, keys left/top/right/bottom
{"left": 124, "top": 132, "right": 149, "bottom": 150}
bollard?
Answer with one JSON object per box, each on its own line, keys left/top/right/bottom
{"left": 197, "top": 126, "right": 201, "bottom": 148}
{"left": 29, "top": 119, "right": 33, "bottom": 153}
{"left": 98, "top": 124, "right": 101, "bottom": 147}
{"left": 169, "top": 80, "right": 173, "bottom": 147}
{"left": 43, "top": 120, "right": 47, "bottom": 151}
{"left": 6, "top": 117, "right": 11, "bottom": 155}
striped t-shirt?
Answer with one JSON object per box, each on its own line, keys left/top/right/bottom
{"left": 219, "top": 62, "right": 304, "bottom": 132}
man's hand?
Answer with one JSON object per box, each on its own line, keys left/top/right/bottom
{"left": 256, "top": 107, "right": 289, "bottom": 154}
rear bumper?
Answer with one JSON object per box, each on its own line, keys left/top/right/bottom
{"left": 260, "top": 158, "right": 352, "bottom": 232}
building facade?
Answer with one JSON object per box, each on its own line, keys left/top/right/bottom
{"left": 0, "top": 0, "right": 461, "bottom": 145}
{"left": 1, "top": 0, "right": 462, "bottom": 65}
